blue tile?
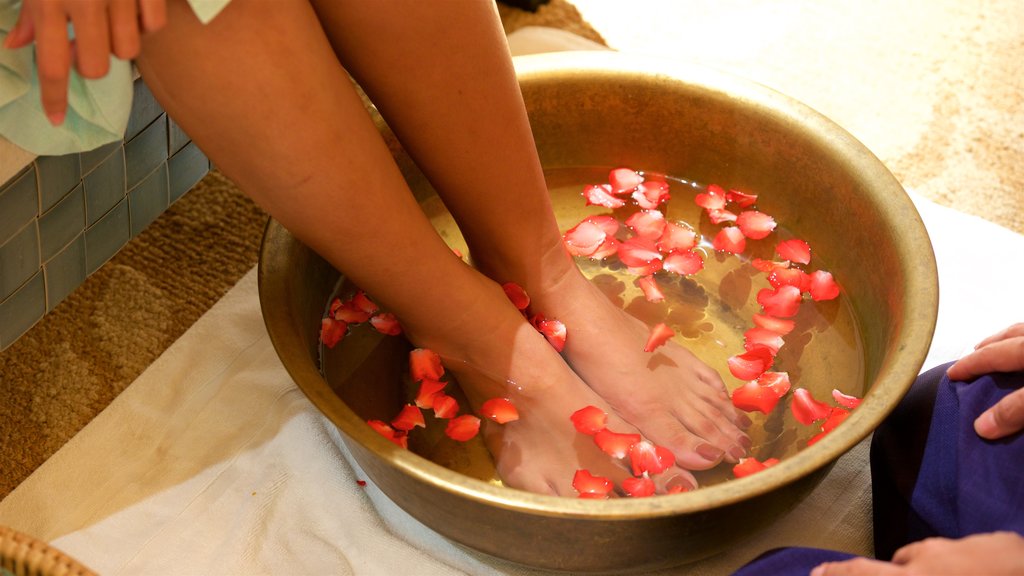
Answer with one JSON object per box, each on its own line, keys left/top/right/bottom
{"left": 39, "top": 183, "right": 85, "bottom": 261}
{"left": 36, "top": 153, "right": 82, "bottom": 212}
{"left": 43, "top": 233, "right": 86, "bottom": 311}
{"left": 84, "top": 146, "right": 126, "bottom": 226}
{"left": 0, "top": 166, "right": 38, "bottom": 247}
{"left": 125, "top": 79, "right": 163, "bottom": 142}
{"left": 80, "top": 141, "right": 121, "bottom": 175}
{"left": 125, "top": 113, "right": 168, "bottom": 190}
{"left": 0, "top": 221, "right": 40, "bottom": 301}
{"left": 169, "top": 141, "right": 209, "bottom": 203}
{"left": 129, "top": 163, "right": 169, "bottom": 237}
{"left": 85, "top": 197, "right": 129, "bottom": 275}
{"left": 168, "top": 116, "right": 191, "bottom": 156}
{"left": 0, "top": 270, "right": 45, "bottom": 350}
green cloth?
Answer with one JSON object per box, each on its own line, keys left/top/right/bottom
{"left": 0, "top": 0, "right": 229, "bottom": 156}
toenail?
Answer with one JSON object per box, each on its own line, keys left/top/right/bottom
{"left": 738, "top": 435, "right": 752, "bottom": 450}
{"left": 665, "top": 475, "right": 696, "bottom": 492}
{"left": 728, "top": 445, "right": 747, "bottom": 462}
{"left": 696, "top": 443, "right": 724, "bottom": 461}
{"left": 736, "top": 414, "right": 753, "bottom": 429}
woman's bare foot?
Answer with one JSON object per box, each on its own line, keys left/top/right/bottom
{"left": 530, "top": 265, "right": 752, "bottom": 471}
{"left": 403, "top": 277, "right": 696, "bottom": 496}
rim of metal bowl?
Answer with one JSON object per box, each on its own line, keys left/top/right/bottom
{"left": 258, "top": 51, "right": 938, "bottom": 521}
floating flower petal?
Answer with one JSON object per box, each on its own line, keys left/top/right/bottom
{"left": 594, "top": 429, "right": 642, "bottom": 459}
{"left": 573, "top": 469, "right": 614, "bottom": 499}
{"left": 707, "top": 208, "right": 738, "bottom": 224}
{"left": 632, "top": 181, "right": 671, "bottom": 210}
{"left": 445, "top": 414, "right": 481, "bottom": 442}
{"left": 732, "top": 456, "right": 777, "bottom": 478}
{"left": 481, "top": 397, "right": 519, "bottom": 424}
{"left": 808, "top": 270, "right": 841, "bottom": 301}
{"left": 533, "top": 315, "right": 567, "bottom": 352}
{"left": 414, "top": 378, "right": 446, "bottom": 409}
{"left": 752, "top": 313, "right": 796, "bottom": 335}
{"left": 832, "top": 389, "right": 863, "bottom": 409}
{"left": 644, "top": 322, "right": 675, "bottom": 352}
{"left": 629, "top": 441, "right": 676, "bottom": 476}
{"left": 370, "top": 312, "right": 402, "bottom": 335}
{"left": 736, "top": 210, "right": 777, "bottom": 240}
{"left": 713, "top": 227, "right": 746, "bottom": 254}
{"left": 625, "top": 210, "right": 666, "bottom": 241}
{"left": 695, "top": 184, "right": 727, "bottom": 210}
{"left": 583, "top": 183, "right": 626, "bottom": 209}
{"left": 391, "top": 404, "right": 426, "bottom": 431}
{"left": 768, "top": 268, "right": 811, "bottom": 293}
{"left": 727, "top": 189, "right": 758, "bottom": 208}
{"left": 727, "top": 346, "right": 775, "bottom": 380}
{"left": 410, "top": 348, "right": 445, "bottom": 382}
{"left": 502, "top": 282, "right": 530, "bottom": 311}
{"left": 622, "top": 475, "right": 656, "bottom": 498}
{"left": 563, "top": 220, "right": 607, "bottom": 257}
{"left": 617, "top": 237, "right": 663, "bottom": 268}
{"left": 609, "top": 167, "right": 644, "bottom": 194}
{"left": 432, "top": 393, "right": 459, "bottom": 419}
{"left": 657, "top": 221, "right": 698, "bottom": 253}
{"left": 663, "top": 250, "right": 704, "bottom": 276}
{"left": 743, "top": 327, "right": 785, "bottom": 355}
{"left": 756, "top": 285, "right": 803, "bottom": 318}
{"left": 791, "top": 387, "right": 832, "bottom": 425}
{"left": 571, "top": 405, "right": 608, "bottom": 436}
{"left": 320, "top": 317, "right": 347, "bottom": 349}
{"left": 637, "top": 275, "right": 665, "bottom": 303}
{"left": 776, "top": 239, "right": 811, "bottom": 265}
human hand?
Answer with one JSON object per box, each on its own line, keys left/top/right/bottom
{"left": 811, "top": 532, "right": 1024, "bottom": 575}
{"left": 945, "top": 322, "right": 1024, "bottom": 440}
{"left": 1, "top": 0, "right": 167, "bottom": 125}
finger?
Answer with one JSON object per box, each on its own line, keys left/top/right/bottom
{"left": 137, "top": 0, "right": 168, "bottom": 33}
{"left": 890, "top": 536, "right": 953, "bottom": 565}
{"left": 109, "top": 0, "right": 141, "bottom": 60}
{"left": 974, "top": 387, "right": 1024, "bottom": 440}
{"left": 946, "top": 336, "right": 1024, "bottom": 381}
{"left": 974, "top": 322, "right": 1024, "bottom": 350}
{"left": 33, "top": 2, "right": 72, "bottom": 124}
{"left": 68, "top": 3, "right": 111, "bottom": 78}
{"left": 3, "top": 7, "right": 36, "bottom": 49}
{"left": 811, "top": 557, "right": 904, "bottom": 576}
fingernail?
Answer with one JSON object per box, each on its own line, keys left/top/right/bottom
{"left": 974, "top": 410, "right": 997, "bottom": 438}
{"left": 47, "top": 110, "right": 66, "bottom": 126}
{"left": 696, "top": 443, "right": 724, "bottom": 461}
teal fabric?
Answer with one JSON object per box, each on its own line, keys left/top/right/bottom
{"left": 0, "top": 0, "right": 229, "bottom": 156}
{"left": 0, "top": 1, "right": 133, "bottom": 155}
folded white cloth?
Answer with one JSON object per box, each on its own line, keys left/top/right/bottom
{"left": 1, "top": 192, "right": 1022, "bottom": 576}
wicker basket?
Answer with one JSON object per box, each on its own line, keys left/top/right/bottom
{"left": 0, "top": 526, "right": 95, "bottom": 576}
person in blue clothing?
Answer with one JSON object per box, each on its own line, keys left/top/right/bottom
{"left": 736, "top": 322, "right": 1024, "bottom": 575}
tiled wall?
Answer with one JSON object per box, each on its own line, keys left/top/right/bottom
{"left": 0, "top": 79, "right": 211, "bottom": 351}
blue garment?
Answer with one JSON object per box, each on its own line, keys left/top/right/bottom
{"left": 734, "top": 363, "right": 1024, "bottom": 575}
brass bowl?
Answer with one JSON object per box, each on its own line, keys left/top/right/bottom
{"left": 258, "top": 52, "right": 937, "bottom": 572}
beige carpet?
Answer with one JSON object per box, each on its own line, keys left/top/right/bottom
{"left": 2, "top": 1, "right": 1021, "bottom": 501}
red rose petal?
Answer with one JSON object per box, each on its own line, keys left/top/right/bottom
{"left": 736, "top": 210, "right": 777, "bottom": 240}
{"left": 367, "top": 419, "right": 407, "bottom": 448}
{"left": 573, "top": 469, "right": 614, "bottom": 499}
{"left": 656, "top": 221, "right": 698, "bottom": 253}
{"left": 590, "top": 237, "right": 620, "bottom": 260}
{"left": 414, "top": 378, "right": 447, "bottom": 409}
{"left": 727, "top": 346, "right": 775, "bottom": 380}
{"left": 583, "top": 183, "right": 626, "bottom": 209}
{"left": 563, "top": 220, "right": 608, "bottom": 257}
{"left": 320, "top": 317, "right": 347, "bottom": 349}
{"left": 502, "top": 282, "right": 530, "bottom": 311}
{"left": 586, "top": 214, "right": 621, "bottom": 237}
{"left": 707, "top": 208, "right": 738, "bottom": 224}
{"left": 626, "top": 259, "right": 664, "bottom": 277}
{"left": 808, "top": 270, "right": 841, "bottom": 301}
{"left": 637, "top": 275, "right": 665, "bottom": 303}
{"left": 632, "top": 181, "right": 671, "bottom": 210}
{"left": 391, "top": 404, "right": 426, "bottom": 431}
{"left": 410, "top": 348, "right": 445, "bottom": 382}
{"left": 726, "top": 189, "right": 758, "bottom": 208}
{"left": 776, "top": 239, "right": 811, "bottom": 265}
{"left": 743, "top": 326, "right": 785, "bottom": 354}
{"left": 791, "top": 387, "right": 832, "bottom": 425}
{"left": 751, "top": 258, "right": 785, "bottom": 273}
{"left": 662, "top": 250, "right": 705, "bottom": 276}
{"left": 432, "top": 393, "right": 459, "bottom": 419}
{"left": 629, "top": 440, "right": 676, "bottom": 476}
{"left": 481, "top": 397, "right": 519, "bottom": 424}
{"left": 593, "top": 428, "right": 642, "bottom": 459}
{"left": 731, "top": 371, "right": 791, "bottom": 414}
{"left": 752, "top": 313, "right": 796, "bottom": 335}
{"left": 756, "top": 285, "right": 803, "bottom": 318}
{"left": 732, "top": 457, "right": 772, "bottom": 478}
{"left": 617, "top": 237, "right": 663, "bottom": 268}
{"left": 713, "top": 227, "right": 747, "bottom": 254}
{"left": 695, "top": 184, "right": 727, "bottom": 210}
{"left": 644, "top": 322, "right": 675, "bottom": 352}
{"left": 333, "top": 301, "right": 373, "bottom": 324}
{"left": 571, "top": 405, "right": 608, "bottom": 436}
{"left": 820, "top": 407, "right": 850, "bottom": 433}
{"left": 351, "top": 291, "right": 379, "bottom": 315}
{"left": 369, "top": 312, "right": 402, "bottom": 336}
{"left": 445, "top": 414, "right": 481, "bottom": 442}
{"left": 533, "top": 315, "right": 567, "bottom": 352}
{"left": 832, "top": 389, "right": 863, "bottom": 409}
{"left": 609, "top": 167, "right": 644, "bottom": 194}
{"left": 666, "top": 484, "right": 690, "bottom": 494}
{"left": 625, "top": 210, "right": 666, "bottom": 241}
{"left": 768, "top": 268, "right": 811, "bottom": 293}
{"left": 622, "top": 475, "right": 656, "bottom": 498}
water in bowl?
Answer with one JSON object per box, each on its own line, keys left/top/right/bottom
{"left": 321, "top": 166, "right": 866, "bottom": 491}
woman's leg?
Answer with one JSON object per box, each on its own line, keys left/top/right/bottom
{"left": 135, "top": 0, "right": 696, "bottom": 494}
{"left": 305, "top": 0, "right": 750, "bottom": 469}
